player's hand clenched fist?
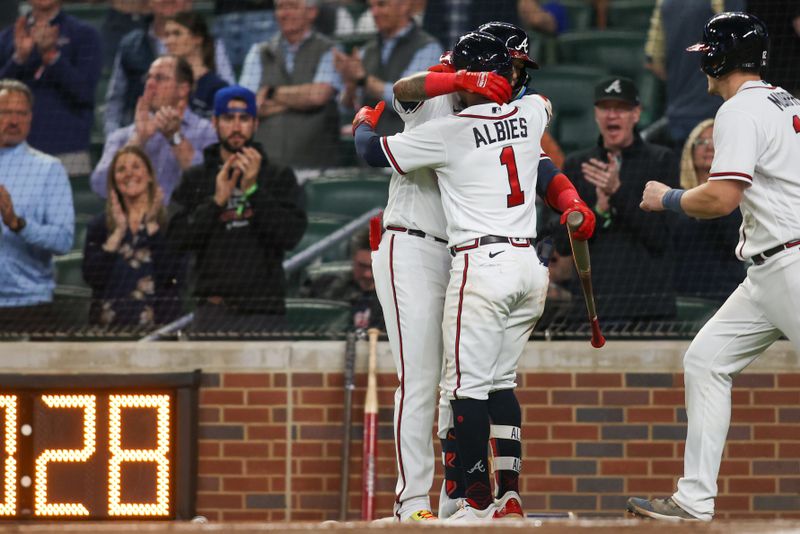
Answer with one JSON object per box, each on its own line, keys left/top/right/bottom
{"left": 453, "top": 70, "right": 512, "bottom": 105}
{"left": 561, "top": 200, "right": 596, "bottom": 240}
{"left": 639, "top": 180, "right": 670, "bottom": 212}
{"left": 352, "top": 101, "right": 385, "bottom": 135}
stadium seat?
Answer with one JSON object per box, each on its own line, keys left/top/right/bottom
{"left": 72, "top": 215, "right": 91, "bottom": 252}
{"left": 676, "top": 296, "right": 718, "bottom": 323}
{"left": 304, "top": 260, "right": 352, "bottom": 282}
{"left": 289, "top": 215, "right": 352, "bottom": 262}
{"left": 54, "top": 252, "right": 87, "bottom": 288}
{"left": 304, "top": 176, "right": 389, "bottom": 219}
{"left": 285, "top": 298, "right": 351, "bottom": 334}
{"left": 636, "top": 69, "right": 666, "bottom": 128}
{"left": 607, "top": 0, "right": 657, "bottom": 30}
{"left": 557, "top": 30, "right": 647, "bottom": 81}
{"left": 560, "top": 0, "right": 594, "bottom": 31}
{"left": 532, "top": 64, "right": 610, "bottom": 153}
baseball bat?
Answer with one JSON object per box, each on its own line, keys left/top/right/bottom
{"left": 339, "top": 330, "right": 359, "bottom": 521}
{"left": 361, "top": 328, "right": 380, "bottom": 520}
{"left": 566, "top": 211, "right": 606, "bottom": 348}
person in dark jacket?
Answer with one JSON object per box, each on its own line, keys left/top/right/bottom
{"left": 563, "top": 77, "right": 679, "bottom": 324}
{"left": 0, "top": 0, "right": 102, "bottom": 176}
{"left": 167, "top": 85, "right": 307, "bottom": 337}
{"left": 83, "top": 146, "right": 184, "bottom": 329}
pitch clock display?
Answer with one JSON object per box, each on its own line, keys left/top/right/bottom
{"left": 0, "top": 372, "right": 199, "bottom": 520}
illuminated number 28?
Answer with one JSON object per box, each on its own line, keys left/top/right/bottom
{"left": 0, "top": 394, "right": 170, "bottom": 517}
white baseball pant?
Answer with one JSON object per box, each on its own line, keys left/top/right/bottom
{"left": 673, "top": 249, "right": 800, "bottom": 520}
{"left": 442, "top": 242, "right": 549, "bottom": 400}
{"left": 372, "top": 229, "right": 451, "bottom": 518}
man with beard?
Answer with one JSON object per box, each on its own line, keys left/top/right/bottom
{"left": 167, "top": 85, "right": 307, "bottom": 336}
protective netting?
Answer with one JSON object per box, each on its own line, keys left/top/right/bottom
{"left": 0, "top": 0, "right": 796, "bottom": 340}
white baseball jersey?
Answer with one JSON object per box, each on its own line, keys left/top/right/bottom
{"left": 380, "top": 96, "right": 551, "bottom": 247}
{"left": 707, "top": 80, "right": 800, "bottom": 260}
{"left": 380, "top": 96, "right": 457, "bottom": 241}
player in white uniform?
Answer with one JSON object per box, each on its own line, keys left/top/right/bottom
{"left": 355, "top": 32, "right": 595, "bottom": 521}
{"left": 628, "top": 12, "right": 800, "bottom": 522}
{"left": 366, "top": 55, "right": 512, "bottom": 521}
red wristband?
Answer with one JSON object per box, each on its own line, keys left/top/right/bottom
{"left": 423, "top": 72, "right": 457, "bottom": 98}
{"left": 546, "top": 173, "right": 582, "bottom": 212}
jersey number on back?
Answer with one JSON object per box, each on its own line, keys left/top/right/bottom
{"left": 501, "top": 146, "right": 524, "bottom": 208}
{"left": 793, "top": 115, "right": 800, "bottom": 134}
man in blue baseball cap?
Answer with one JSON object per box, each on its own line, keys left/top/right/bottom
{"left": 167, "top": 85, "right": 308, "bottom": 337}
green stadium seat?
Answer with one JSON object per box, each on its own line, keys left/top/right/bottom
{"left": 285, "top": 298, "right": 351, "bottom": 334}
{"left": 532, "top": 64, "right": 610, "bottom": 153}
{"left": 636, "top": 69, "right": 666, "bottom": 128}
{"left": 73, "top": 214, "right": 91, "bottom": 252}
{"left": 54, "top": 252, "right": 87, "bottom": 288}
{"left": 73, "top": 191, "right": 105, "bottom": 218}
{"left": 676, "top": 296, "right": 718, "bottom": 323}
{"left": 560, "top": 0, "right": 594, "bottom": 32}
{"left": 557, "top": 30, "right": 647, "bottom": 81}
{"left": 607, "top": 0, "right": 657, "bottom": 31}
{"left": 289, "top": 215, "right": 352, "bottom": 262}
{"left": 304, "top": 260, "right": 352, "bottom": 282}
{"left": 304, "top": 176, "right": 389, "bottom": 219}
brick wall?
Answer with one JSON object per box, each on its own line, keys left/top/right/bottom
{"left": 196, "top": 368, "right": 800, "bottom": 521}
{"left": 0, "top": 341, "right": 796, "bottom": 522}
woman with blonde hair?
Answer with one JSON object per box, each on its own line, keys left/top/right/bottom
{"left": 672, "top": 119, "right": 744, "bottom": 300}
{"left": 82, "top": 146, "right": 184, "bottom": 329}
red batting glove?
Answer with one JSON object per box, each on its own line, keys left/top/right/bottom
{"left": 427, "top": 51, "right": 455, "bottom": 73}
{"left": 352, "top": 101, "right": 385, "bottom": 136}
{"left": 560, "top": 200, "right": 596, "bottom": 241}
{"left": 427, "top": 62, "right": 456, "bottom": 73}
{"left": 453, "top": 70, "right": 512, "bottom": 105}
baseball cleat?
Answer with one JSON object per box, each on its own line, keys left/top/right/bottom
{"left": 493, "top": 491, "right": 524, "bottom": 519}
{"left": 626, "top": 497, "right": 701, "bottom": 522}
{"left": 438, "top": 496, "right": 464, "bottom": 520}
{"left": 446, "top": 500, "right": 497, "bottom": 522}
{"left": 405, "top": 509, "right": 437, "bottom": 521}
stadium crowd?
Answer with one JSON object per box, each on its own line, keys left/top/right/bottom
{"left": 0, "top": 0, "right": 797, "bottom": 337}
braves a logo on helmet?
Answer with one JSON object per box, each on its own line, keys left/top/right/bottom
{"left": 507, "top": 35, "right": 529, "bottom": 55}
{"left": 604, "top": 79, "right": 623, "bottom": 94}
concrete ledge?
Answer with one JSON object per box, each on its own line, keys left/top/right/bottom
{"left": 0, "top": 340, "right": 795, "bottom": 373}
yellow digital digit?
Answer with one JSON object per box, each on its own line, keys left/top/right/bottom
{"left": 0, "top": 396, "right": 17, "bottom": 516}
{"left": 34, "top": 395, "right": 96, "bottom": 517}
{"left": 108, "top": 395, "right": 170, "bottom": 516}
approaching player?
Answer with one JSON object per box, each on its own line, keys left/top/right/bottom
{"left": 355, "top": 32, "right": 595, "bottom": 521}
{"left": 365, "top": 32, "right": 513, "bottom": 522}
{"left": 628, "top": 12, "right": 800, "bottom": 522}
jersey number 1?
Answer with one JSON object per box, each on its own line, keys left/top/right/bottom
{"left": 501, "top": 146, "right": 524, "bottom": 208}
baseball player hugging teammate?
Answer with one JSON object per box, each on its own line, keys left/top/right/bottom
{"left": 354, "top": 30, "right": 595, "bottom": 521}
{"left": 628, "top": 12, "right": 800, "bottom": 522}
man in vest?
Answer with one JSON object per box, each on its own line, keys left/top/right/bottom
{"left": 238, "top": 0, "right": 343, "bottom": 169}
{"left": 334, "top": 0, "right": 442, "bottom": 135}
